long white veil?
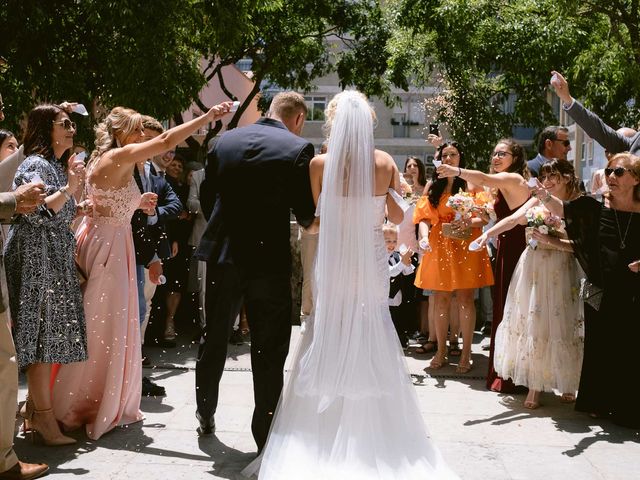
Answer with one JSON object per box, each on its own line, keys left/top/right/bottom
{"left": 295, "top": 90, "right": 396, "bottom": 408}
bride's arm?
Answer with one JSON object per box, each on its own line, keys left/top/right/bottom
{"left": 385, "top": 158, "right": 403, "bottom": 225}
{"left": 306, "top": 154, "right": 324, "bottom": 234}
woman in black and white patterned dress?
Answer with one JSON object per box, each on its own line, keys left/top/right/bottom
{"left": 4, "top": 104, "right": 87, "bottom": 445}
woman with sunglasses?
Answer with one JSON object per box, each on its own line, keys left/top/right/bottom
{"left": 414, "top": 142, "right": 494, "bottom": 372}
{"left": 4, "top": 104, "right": 87, "bottom": 445}
{"left": 532, "top": 152, "right": 640, "bottom": 428}
{"left": 473, "top": 159, "right": 584, "bottom": 409}
{"left": 436, "top": 138, "right": 530, "bottom": 392}
{"left": 51, "top": 102, "right": 232, "bottom": 440}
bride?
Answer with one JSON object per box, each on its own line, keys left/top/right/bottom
{"left": 243, "top": 91, "right": 459, "bottom": 479}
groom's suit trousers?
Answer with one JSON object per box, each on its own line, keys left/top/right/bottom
{"left": 195, "top": 263, "right": 292, "bottom": 451}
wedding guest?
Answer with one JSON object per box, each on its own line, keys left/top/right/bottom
{"left": 52, "top": 101, "right": 232, "bottom": 440}
{"left": 415, "top": 142, "right": 494, "bottom": 373}
{"left": 1, "top": 110, "right": 49, "bottom": 477}
{"left": 527, "top": 126, "right": 571, "bottom": 177}
{"left": 551, "top": 71, "right": 640, "bottom": 157}
{"left": 400, "top": 157, "right": 425, "bottom": 340}
{"left": 383, "top": 223, "right": 415, "bottom": 348}
{"left": 536, "top": 152, "right": 640, "bottom": 428}
{"left": 131, "top": 115, "right": 182, "bottom": 394}
{"left": 437, "top": 139, "right": 530, "bottom": 391}
{"left": 4, "top": 104, "right": 87, "bottom": 446}
{"left": 163, "top": 154, "right": 194, "bottom": 345}
{"left": 0, "top": 130, "right": 17, "bottom": 162}
{"left": 475, "top": 159, "right": 584, "bottom": 409}
{"left": 187, "top": 162, "right": 208, "bottom": 330}
{"left": 591, "top": 127, "right": 637, "bottom": 196}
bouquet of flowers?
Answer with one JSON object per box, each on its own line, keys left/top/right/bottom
{"left": 443, "top": 190, "right": 475, "bottom": 239}
{"left": 472, "top": 189, "right": 497, "bottom": 222}
{"left": 525, "top": 206, "right": 565, "bottom": 250}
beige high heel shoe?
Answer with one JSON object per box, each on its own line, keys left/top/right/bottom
{"left": 21, "top": 399, "right": 76, "bottom": 446}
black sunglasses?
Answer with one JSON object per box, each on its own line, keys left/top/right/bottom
{"left": 604, "top": 167, "right": 631, "bottom": 177}
{"left": 553, "top": 139, "right": 571, "bottom": 147}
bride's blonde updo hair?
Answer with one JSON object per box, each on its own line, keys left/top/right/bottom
{"left": 323, "top": 90, "right": 376, "bottom": 138}
{"left": 89, "top": 106, "right": 143, "bottom": 165}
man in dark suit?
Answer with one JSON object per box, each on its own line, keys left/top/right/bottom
{"left": 132, "top": 116, "right": 182, "bottom": 396}
{"left": 194, "top": 92, "right": 315, "bottom": 450}
{"left": 551, "top": 70, "right": 640, "bottom": 156}
{"left": 527, "top": 125, "right": 571, "bottom": 177}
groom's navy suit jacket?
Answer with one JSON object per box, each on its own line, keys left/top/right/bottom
{"left": 195, "top": 118, "right": 316, "bottom": 276}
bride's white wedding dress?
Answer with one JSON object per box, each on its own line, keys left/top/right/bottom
{"left": 243, "top": 91, "right": 458, "bottom": 479}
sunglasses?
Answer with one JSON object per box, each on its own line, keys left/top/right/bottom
{"left": 52, "top": 119, "right": 76, "bottom": 130}
{"left": 492, "top": 151, "right": 512, "bottom": 158}
{"left": 553, "top": 139, "right": 571, "bottom": 147}
{"left": 604, "top": 167, "right": 631, "bottom": 177}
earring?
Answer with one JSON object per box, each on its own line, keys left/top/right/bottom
{"left": 55, "top": 141, "right": 60, "bottom": 145}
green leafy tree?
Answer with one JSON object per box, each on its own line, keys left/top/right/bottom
{"left": 386, "top": 0, "right": 639, "bottom": 168}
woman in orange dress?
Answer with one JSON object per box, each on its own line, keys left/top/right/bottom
{"left": 414, "top": 142, "right": 494, "bottom": 373}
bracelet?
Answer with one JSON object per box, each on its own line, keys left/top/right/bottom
{"left": 457, "top": 167, "right": 462, "bottom": 177}
{"left": 59, "top": 187, "right": 72, "bottom": 202}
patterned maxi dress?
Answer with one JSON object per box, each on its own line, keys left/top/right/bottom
{"left": 4, "top": 154, "right": 87, "bottom": 368}
{"left": 52, "top": 172, "right": 143, "bottom": 440}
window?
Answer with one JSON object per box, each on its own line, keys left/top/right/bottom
{"left": 304, "top": 96, "right": 326, "bottom": 122}
{"left": 392, "top": 113, "right": 408, "bottom": 138}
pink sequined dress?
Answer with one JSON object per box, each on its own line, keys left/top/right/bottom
{"left": 52, "top": 175, "right": 143, "bottom": 440}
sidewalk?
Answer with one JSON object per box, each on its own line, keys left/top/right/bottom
{"left": 15, "top": 327, "right": 640, "bottom": 479}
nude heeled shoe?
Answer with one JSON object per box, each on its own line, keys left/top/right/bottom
{"left": 21, "top": 399, "right": 76, "bottom": 446}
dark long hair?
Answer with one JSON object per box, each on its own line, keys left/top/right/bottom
{"left": 495, "top": 138, "right": 529, "bottom": 179}
{"left": 428, "top": 141, "right": 467, "bottom": 207}
{"left": 404, "top": 156, "right": 427, "bottom": 187}
{"left": 539, "top": 158, "right": 581, "bottom": 199}
{"left": 22, "top": 104, "right": 69, "bottom": 166}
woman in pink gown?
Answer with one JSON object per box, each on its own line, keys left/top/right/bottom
{"left": 52, "top": 103, "right": 232, "bottom": 439}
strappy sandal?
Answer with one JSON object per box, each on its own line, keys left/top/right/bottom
{"left": 455, "top": 358, "right": 472, "bottom": 374}
{"left": 448, "top": 340, "right": 462, "bottom": 357}
{"left": 560, "top": 393, "right": 576, "bottom": 403}
{"left": 415, "top": 340, "right": 437, "bottom": 354}
{"left": 428, "top": 354, "right": 448, "bottom": 369}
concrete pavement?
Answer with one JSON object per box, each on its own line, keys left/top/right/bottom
{"left": 13, "top": 327, "right": 640, "bottom": 479}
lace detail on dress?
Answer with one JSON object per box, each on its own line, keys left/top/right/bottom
{"left": 87, "top": 177, "right": 141, "bottom": 226}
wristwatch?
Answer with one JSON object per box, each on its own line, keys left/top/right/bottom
{"left": 59, "top": 186, "right": 72, "bottom": 201}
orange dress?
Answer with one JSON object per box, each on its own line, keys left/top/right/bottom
{"left": 413, "top": 193, "right": 494, "bottom": 291}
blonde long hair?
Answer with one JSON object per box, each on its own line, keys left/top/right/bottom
{"left": 88, "top": 106, "right": 143, "bottom": 167}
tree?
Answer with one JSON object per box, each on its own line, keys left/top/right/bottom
{"left": 385, "top": 0, "right": 639, "bottom": 168}
{"left": 1, "top": 0, "right": 392, "bottom": 157}
{"left": 0, "top": 0, "right": 205, "bottom": 144}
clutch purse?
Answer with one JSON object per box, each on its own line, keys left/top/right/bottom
{"left": 525, "top": 227, "right": 557, "bottom": 250}
{"left": 579, "top": 278, "right": 603, "bottom": 311}
{"left": 442, "top": 223, "right": 472, "bottom": 240}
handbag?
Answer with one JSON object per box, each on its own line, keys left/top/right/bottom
{"left": 579, "top": 278, "right": 603, "bottom": 311}
{"left": 442, "top": 222, "right": 471, "bottom": 240}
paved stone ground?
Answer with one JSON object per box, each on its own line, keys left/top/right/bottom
{"left": 14, "top": 327, "right": 640, "bottom": 479}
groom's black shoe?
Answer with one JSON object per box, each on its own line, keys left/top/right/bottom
{"left": 196, "top": 412, "right": 215, "bottom": 436}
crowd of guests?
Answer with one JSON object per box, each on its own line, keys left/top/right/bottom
{"left": 0, "top": 71, "right": 639, "bottom": 479}
{"left": 0, "top": 93, "right": 232, "bottom": 478}
{"left": 382, "top": 71, "right": 639, "bottom": 431}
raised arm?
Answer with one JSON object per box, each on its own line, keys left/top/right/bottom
{"left": 551, "top": 71, "right": 633, "bottom": 154}
{"left": 437, "top": 163, "right": 525, "bottom": 191}
{"left": 111, "top": 102, "right": 233, "bottom": 166}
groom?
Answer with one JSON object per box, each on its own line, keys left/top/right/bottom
{"left": 195, "top": 92, "right": 315, "bottom": 451}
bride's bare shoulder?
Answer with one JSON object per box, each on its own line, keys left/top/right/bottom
{"left": 310, "top": 153, "right": 326, "bottom": 174}
{"left": 374, "top": 149, "right": 397, "bottom": 172}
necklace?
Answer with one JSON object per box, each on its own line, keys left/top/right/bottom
{"left": 612, "top": 209, "right": 634, "bottom": 249}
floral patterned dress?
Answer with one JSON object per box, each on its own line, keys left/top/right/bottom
{"left": 493, "top": 205, "right": 584, "bottom": 393}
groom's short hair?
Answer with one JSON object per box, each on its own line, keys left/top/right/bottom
{"left": 269, "top": 92, "right": 307, "bottom": 121}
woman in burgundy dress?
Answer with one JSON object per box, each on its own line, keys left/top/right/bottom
{"left": 436, "top": 138, "right": 530, "bottom": 392}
